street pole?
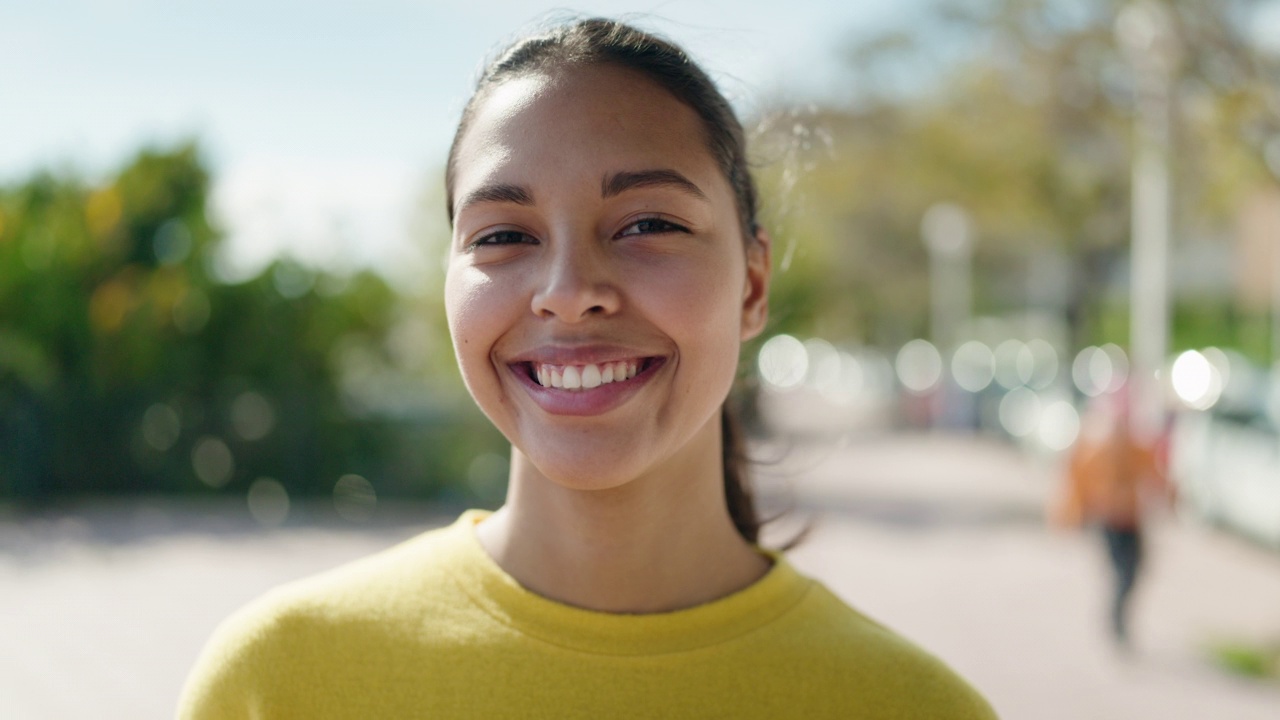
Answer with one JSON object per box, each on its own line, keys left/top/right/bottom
{"left": 1117, "top": 1, "right": 1177, "bottom": 442}
{"left": 922, "top": 202, "right": 973, "bottom": 353}
{"left": 922, "top": 202, "right": 973, "bottom": 428}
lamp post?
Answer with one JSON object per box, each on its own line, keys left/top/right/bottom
{"left": 922, "top": 202, "right": 973, "bottom": 428}
{"left": 922, "top": 202, "right": 973, "bottom": 353}
{"left": 1117, "top": 1, "right": 1178, "bottom": 442}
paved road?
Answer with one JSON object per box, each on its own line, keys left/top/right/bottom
{"left": 771, "top": 433, "right": 1280, "bottom": 720}
{"left": 2, "top": 433, "right": 1278, "bottom": 719}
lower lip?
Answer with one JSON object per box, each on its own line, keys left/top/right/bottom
{"left": 509, "top": 358, "right": 666, "bottom": 417}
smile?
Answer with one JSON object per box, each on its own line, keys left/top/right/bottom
{"left": 527, "top": 359, "right": 652, "bottom": 390}
{"left": 529, "top": 356, "right": 650, "bottom": 386}
{"left": 508, "top": 354, "right": 666, "bottom": 417}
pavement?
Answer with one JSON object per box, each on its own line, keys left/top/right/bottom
{"left": 769, "top": 432, "right": 1280, "bottom": 720}
{"left": 2, "top": 431, "right": 1279, "bottom": 719}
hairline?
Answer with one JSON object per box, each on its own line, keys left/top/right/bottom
{"left": 447, "top": 62, "right": 742, "bottom": 232}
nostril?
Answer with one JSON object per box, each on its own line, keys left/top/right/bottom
{"left": 529, "top": 274, "right": 622, "bottom": 320}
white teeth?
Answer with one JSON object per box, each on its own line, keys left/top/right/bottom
{"left": 531, "top": 359, "right": 647, "bottom": 391}
{"left": 562, "top": 365, "right": 582, "bottom": 389}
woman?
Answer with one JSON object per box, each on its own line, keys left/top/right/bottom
{"left": 1054, "top": 390, "right": 1171, "bottom": 651}
{"left": 180, "top": 18, "right": 997, "bottom": 718}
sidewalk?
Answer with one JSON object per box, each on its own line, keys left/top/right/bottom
{"left": 772, "top": 432, "right": 1280, "bottom": 720}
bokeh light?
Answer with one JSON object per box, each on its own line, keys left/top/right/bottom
{"left": 230, "top": 391, "right": 276, "bottom": 441}
{"left": 951, "top": 340, "right": 995, "bottom": 392}
{"left": 1171, "top": 349, "right": 1223, "bottom": 410}
{"left": 1072, "top": 347, "right": 1103, "bottom": 396}
{"left": 1025, "top": 339, "right": 1059, "bottom": 390}
{"left": 896, "top": 339, "right": 943, "bottom": 394}
{"left": 803, "top": 338, "right": 842, "bottom": 393}
{"left": 153, "top": 219, "right": 192, "bottom": 266}
{"left": 141, "top": 403, "right": 181, "bottom": 452}
{"left": 333, "top": 473, "right": 377, "bottom": 522}
{"left": 758, "top": 334, "right": 808, "bottom": 390}
{"left": 1036, "top": 399, "right": 1080, "bottom": 451}
{"left": 824, "top": 349, "right": 868, "bottom": 405}
{"left": 1099, "top": 344, "right": 1129, "bottom": 392}
{"left": 1072, "top": 344, "right": 1129, "bottom": 397}
{"left": 191, "top": 436, "right": 234, "bottom": 487}
{"left": 993, "top": 339, "right": 1034, "bottom": 389}
{"left": 272, "top": 262, "right": 314, "bottom": 299}
{"left": 998, "top": 387, "right": 1041, "bottom": 437}
{"left": 246, "top": 477, "right": 290, "bottom": 527}
{"left": 1201, "top": 347, "right": 1232, "bottom": 395}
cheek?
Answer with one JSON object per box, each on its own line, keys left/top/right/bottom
{"left": 635, "top": 253, "right": 743, "bottom": 359}
{"left": 445, "top": 266, "right": 510, "bottom": 375}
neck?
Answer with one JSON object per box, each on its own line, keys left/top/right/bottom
{"left": 474, "top": 415, "right": 771, "bottom": 614}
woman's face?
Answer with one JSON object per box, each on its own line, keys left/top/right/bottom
{"left": 445, "top": 64, "right": 769, "bottom": 490}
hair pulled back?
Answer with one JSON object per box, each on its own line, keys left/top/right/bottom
{"left": 445, "top": 18, "right": 765, "bottom": 544}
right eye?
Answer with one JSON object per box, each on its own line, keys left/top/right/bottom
{"left": 470, "top": 230, "right": 537, "bottom": 249}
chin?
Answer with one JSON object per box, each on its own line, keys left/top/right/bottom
{"left": 518, "top": 444, "right": 651, "bottom": 492}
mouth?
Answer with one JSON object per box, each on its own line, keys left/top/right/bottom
{"left": 517, "top": 357, "right": 661, "bottom": 390}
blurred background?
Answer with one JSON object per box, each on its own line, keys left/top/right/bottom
{"left": 4, "top": 0, "right": 1280, "bottom": 718}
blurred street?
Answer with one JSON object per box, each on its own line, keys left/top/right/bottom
{"left": 3, "top": 433, "right": 1280, "bottom": 720}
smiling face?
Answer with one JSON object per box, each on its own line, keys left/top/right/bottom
{"left": 445, "top": 64, "right": 769, "bottom": 491}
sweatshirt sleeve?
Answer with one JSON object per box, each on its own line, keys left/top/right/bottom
{"left": 176, "top": 593, "right": 289, "bottom": 720}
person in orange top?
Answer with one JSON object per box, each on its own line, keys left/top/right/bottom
{"left": 1053, "top": 390, "right": 1172, "bottom": 649}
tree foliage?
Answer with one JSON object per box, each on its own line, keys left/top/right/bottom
{"left": 756, "top": 0, "right": 1280, "bottom": 358}
{"left": 0, "top": 143, "right": 500, "bottom": 503}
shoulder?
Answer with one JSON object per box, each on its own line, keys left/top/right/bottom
{"left": 177, "top": 518, "right": 468, "bottom": 719}
{"left": 247, "top": 515, "right": 462, "bottom": 623}
{"left": 761, "top": 577, "right": 998, "bottom": 719}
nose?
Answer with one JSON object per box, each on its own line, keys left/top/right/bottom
{"left": 530, "top": 239, "right": 621, "bottom": 322}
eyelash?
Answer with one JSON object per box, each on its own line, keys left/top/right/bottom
{"left": 471, "top": 230, "right": 534, "bottom": 248}
{"left": 617, "top": 217, "right": 689, "bottom": 237}
{"left": 468, "top": 217, "right": 689, "bottom": 249}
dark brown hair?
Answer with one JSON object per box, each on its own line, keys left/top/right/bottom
{"left": 445, "top": 18, "right": 766, "bottom": 544}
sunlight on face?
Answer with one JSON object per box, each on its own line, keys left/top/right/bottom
{"left": 445, "top": 64, "right": 768, "bottom": 491}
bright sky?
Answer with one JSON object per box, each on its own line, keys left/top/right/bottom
{"left": 2, "top": 0, "right": 913, "bottom": 287}
{"left": 8, "top": 1, "right": 1280, "bottom": 288}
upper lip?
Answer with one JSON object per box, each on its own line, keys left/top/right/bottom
{"left": 507, "top": 343, "right": 662, "bottom": 366}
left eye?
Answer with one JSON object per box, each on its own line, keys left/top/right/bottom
{"left": 472, "top": 230, "right": 537, "bottom": 248}
{"left": 618, "top": 217, "right": 688, "bottom": 237}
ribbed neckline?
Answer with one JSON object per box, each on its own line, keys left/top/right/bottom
{"left": 437, "top": 509, "right": 813, "bottom": 656}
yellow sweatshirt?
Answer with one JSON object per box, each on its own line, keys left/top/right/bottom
{"left": 179, "top": 510, "right": 996, "bottom": 719}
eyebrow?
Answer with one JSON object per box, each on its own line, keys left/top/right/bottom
{"left": 455, "top": 183, "right": 534, "bottom": 214}
{"left": 602, "top": 169, "right": 707, "bottom": 200}
{"left": 454, "top": 168, "right": 706, "bottom": 216}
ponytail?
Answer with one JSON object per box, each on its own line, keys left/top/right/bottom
{"left": 721, "top": 401, "right": 760, "bottom": 545}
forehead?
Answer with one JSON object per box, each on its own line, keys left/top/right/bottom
{"left": 451, "top": 64, "right": 720, "bottom": 200}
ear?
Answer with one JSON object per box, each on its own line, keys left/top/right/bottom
{"left": 740, "top": 228, "right": 771, "bottom": 341}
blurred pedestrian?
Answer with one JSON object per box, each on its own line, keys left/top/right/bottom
{"left": 1052, "top": 391, "right": 1172, "bottom": 650}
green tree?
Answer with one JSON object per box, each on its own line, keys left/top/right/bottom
{"left": 753, "top": 0, "right": 1280, "bottom": 360}
{"left": 0, "top": 143, "right": 501, "bottom": 505}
